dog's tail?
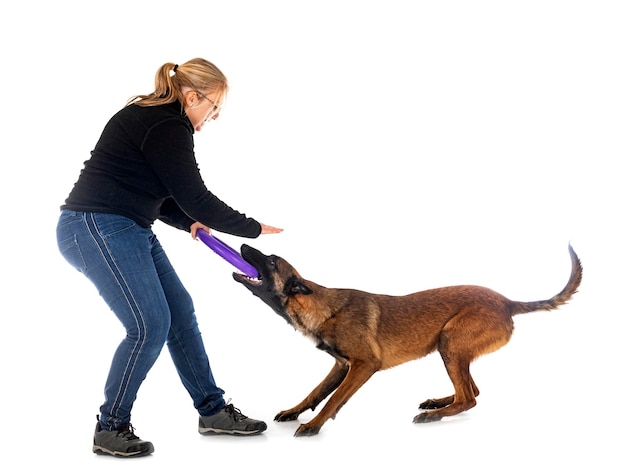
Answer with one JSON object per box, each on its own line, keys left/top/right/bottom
{"left": 510, "top": 244, "right": 583, "bottom": 316}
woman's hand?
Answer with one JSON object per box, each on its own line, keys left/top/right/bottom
{"left": 190, "top": 222, "right": 212, "bottom": 239}
{"left": 259, "top": 223, "right": 283, "bottom": 235}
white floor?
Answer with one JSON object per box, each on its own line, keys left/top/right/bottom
{"left": 2, "top": 1, "right": 624, "bottom": 474}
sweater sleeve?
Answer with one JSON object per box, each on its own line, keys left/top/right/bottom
{"left": 157, "top": 197, "right": 196, "bottom": 231}
{"left": 144, "top": 118, "right": 261, "bottom": 238}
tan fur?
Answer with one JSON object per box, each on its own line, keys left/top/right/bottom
{"left": 235, "top": 244, "right": 583, "bottom": 436}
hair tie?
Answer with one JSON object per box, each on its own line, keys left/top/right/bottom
{"left": 173, "top": 64, "right": 179, "bottom": 72}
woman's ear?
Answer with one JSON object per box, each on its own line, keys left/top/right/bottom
{"left": 183, "top": 90, "right": 197, "bottom": 108}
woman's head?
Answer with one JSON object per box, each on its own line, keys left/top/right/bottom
{"left": 127, "top": 58, "right": 228, "bottom": 131}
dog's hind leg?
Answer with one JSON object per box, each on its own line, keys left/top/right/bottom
{"left": 418, "top": 376, "right": 479, "bottom": 410}
{"left": 413, "top": 356, "right": 477, "bottom": 423}
{"left": 275, "top": 359, "right": 349, "bottom": 423}
{"left": 414, "top": 310, "right": 512, "bottom": 423}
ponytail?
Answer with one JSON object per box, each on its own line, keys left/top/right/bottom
{"left": 126, "top": 58, "right": 228, "bottom": 107}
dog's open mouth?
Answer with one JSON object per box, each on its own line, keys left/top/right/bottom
{"left": 233, "top": 272, "right": 263, "bottom": 287}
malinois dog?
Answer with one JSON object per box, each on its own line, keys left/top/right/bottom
{"left": 233, "top": 244, "right": 582, "bottom": 437}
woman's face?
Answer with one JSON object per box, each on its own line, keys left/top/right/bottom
{"left": 184, "top": 90, "right": 223, "bottom": 132}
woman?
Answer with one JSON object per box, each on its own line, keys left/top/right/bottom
{"left": 56, "top": 58, "right": 282, "bottom": 457}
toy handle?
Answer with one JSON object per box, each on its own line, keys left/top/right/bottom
{"left": 196, "top": 229, "right": 259, "bottom": 278}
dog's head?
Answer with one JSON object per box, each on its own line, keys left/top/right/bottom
{"left": 232, "top": 244, "right": 312, "bottom": 325}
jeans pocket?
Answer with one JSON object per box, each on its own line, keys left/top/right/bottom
{"left": 92, "top": 214, "right": 138, "bottom": 238}
{"left": 57, "top": 234, "right": 87, "bottom": 273}
{"left": 56, "top": 210, "right": 84, "bottom": 230}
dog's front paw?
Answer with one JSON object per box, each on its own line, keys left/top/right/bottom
{"left": 275, "top": 410, "right": 300, "bottom": 422}
{"left": 294, "top": 423, "right": 321, "bottom": 437}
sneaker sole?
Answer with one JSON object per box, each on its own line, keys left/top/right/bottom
{"left": 93, "top": 444, "right": 154, "bottom": 457}
{"left": 198, "top": 427, "right": 266, "bottom": 436}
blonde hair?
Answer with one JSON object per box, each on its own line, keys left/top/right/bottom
{"left": 126, "top": 58, "right": 228, "bottom": 107}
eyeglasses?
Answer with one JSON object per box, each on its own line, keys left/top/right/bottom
{"left": 196, "top": 91, "right": 221, "bottom": 115}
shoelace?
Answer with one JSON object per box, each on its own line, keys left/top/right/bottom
{"left": 223, "top": 401, "right": 247, "bottom": 422}
{"left": 116, "top": 423, "right": 140, "bottom": 441}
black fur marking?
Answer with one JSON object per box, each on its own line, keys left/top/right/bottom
{"left": 284, "top": 276, "right": 313, "bottom": 296}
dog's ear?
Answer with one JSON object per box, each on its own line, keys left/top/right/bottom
{"left": 284, "top": 276, "right": 313, "bottom": 296}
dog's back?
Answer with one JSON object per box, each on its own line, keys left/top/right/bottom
{"left": 370, "top": 285, "right": 514, "bottom": 368}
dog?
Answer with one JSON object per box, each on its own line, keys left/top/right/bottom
{"left": 233, "top": 244, "right": 582, "bottom": 436}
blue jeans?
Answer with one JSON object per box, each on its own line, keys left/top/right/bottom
{"left": 56, "top": 210, "right": 226, "bottom": 430}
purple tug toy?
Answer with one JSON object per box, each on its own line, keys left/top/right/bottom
{"left": 196, "top": 228, "right": 259, "bottom": 278}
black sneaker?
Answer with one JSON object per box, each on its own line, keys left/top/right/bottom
{"left": 198, "top": 401, "right": 267, "bottom": 436}
{"left": 93, "top": 417, "right": 154, "bottom": 457}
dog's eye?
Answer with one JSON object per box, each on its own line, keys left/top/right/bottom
{"left": 269, "top": 258, "right": 276, "bottom": 267}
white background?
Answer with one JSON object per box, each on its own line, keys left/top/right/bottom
{"left": 1, "top": 1, "right": 624, "bottom": 473}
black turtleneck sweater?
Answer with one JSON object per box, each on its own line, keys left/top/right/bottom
{"left": 61, "top": 100, "right": 261, "bottom": 238}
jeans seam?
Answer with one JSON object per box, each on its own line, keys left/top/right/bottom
{"left": 84, "top": 212, "right": 148, "bottom": 421}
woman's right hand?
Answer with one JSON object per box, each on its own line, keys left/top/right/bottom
{"left": 190, "top": 221, "right": 212, "bottom": 240}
